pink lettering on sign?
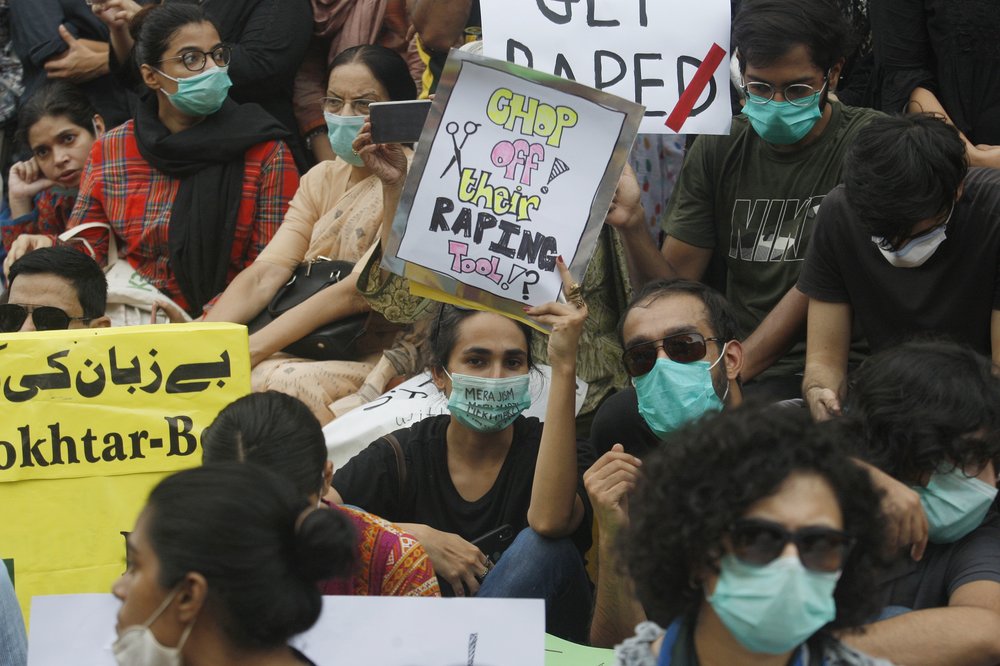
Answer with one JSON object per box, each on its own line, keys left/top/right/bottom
{"left": 448, "top": 241, "right": 504, "bottom": 284}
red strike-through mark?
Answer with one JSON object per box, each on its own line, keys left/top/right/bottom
{"left": 664, "top": 42, "right": 727, "bottom": 132}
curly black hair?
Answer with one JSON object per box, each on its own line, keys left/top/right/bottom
{"left": 843, "top": 340, "right": 1000, "bottom": 482}
{"left": 621, "top": 406, "right": 885, "bottom": 633}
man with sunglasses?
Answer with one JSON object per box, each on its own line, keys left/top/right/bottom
{"left": 586, "top": 278, "right": 744, "bottom": 647}
{"left": 607, "top": 0, "right": 881, "bottom": 402}
{"left": 800, "top": 114, "right": 1000, "bottom": 422}
{"left": 2, "top": 246, "right": 109, "bottom": 333}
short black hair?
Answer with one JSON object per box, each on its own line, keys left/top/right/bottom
{"left": 733, "top": 0, "right": 852, "bottom": 74}
{"left": 622, "top": 406, "right": 885, "bottom": 632}
{"left": 129, "top": 1, "right": 218, "bottom": 67}
{"left": 202, "top": 391, "right": 328, "bottom": 499}
{"left": 330, "top": 44, "right": 417, "bottom": 102}
{"left": 429, "top": 305, "right": 534, "bottom": 372}
{"left": 843, "top": 114, "right": 967, "bottom": 246}
{"left": 15, "top": 81, "right": 98, "bottom": 150}
{"left": 147, "top": 464, "right": 355, "bottom": 650}
{"left": 619, "top": 279, "right": 743, "bottom": 345}
{"left": 7, "top": 247, "right": 107, "bottom": 319}
{"left": 843, "top": 340, "right": 1000, "bottom": 482}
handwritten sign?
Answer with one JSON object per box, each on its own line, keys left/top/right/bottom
{"left": 0, "top": 324, "right": 251, "bottom": 621}
{"left": 383, "top": 50, "right": 642, "bottom": 323}
{"left": 480, "top": 0, "right": 732, "bottom": 135}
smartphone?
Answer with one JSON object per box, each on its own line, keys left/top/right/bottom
{"left": 471, "top": 524, "right": 516, "bottom": 565}
{"left": 369, "top": 99, "right": 432, "bottom": 144}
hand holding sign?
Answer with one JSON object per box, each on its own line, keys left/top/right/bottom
{"left": 523, "top": 256, "right": 587, "bottom": 369}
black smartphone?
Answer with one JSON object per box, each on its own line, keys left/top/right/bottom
{"left": 369, "top": 99, "right": 432, "bottom": 144}
{"left": 471, "top": 524, "right": 516, "bottom": 565}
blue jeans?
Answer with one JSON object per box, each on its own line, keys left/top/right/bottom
{"left": 477, "top": 527, "right": 592, "bottom": 642}
{"left": 0, "top": 564, "right": 26, "bottom": 666}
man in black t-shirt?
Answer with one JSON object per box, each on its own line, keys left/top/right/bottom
{"left": 799, "top": 114, "right": 1000, "bottom": 421}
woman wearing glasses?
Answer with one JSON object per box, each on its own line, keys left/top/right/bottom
{"left": 6, "top": 3, "right": 298, "bottom": 319}
{"left": 616, "top": 408, "right": 893, "bottom": 666}
{"left": 204, "top": 44, "right": 416, "bottom": 424}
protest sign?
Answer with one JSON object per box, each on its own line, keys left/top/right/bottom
{"left": 481, "top": 0, "right": 732, "bottom": 135}
{"left": 323, "top": 366, "right": 588, "bottom": 467}
{"left": 382, "top": 50, "right": 642, "bottom": 325}
{"left": 0, "top": 324, "right": 251, "bottom": 621}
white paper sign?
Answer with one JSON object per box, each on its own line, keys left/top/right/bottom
{"left": 29, "top": 594, "right": 545, "bottom": 666}
{"left": 324, "top": 365, "right": 588, "bottom": 468}
{"left": 481, "top": 0, "right": 732, "bottom": 135}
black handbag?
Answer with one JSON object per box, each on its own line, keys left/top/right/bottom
{"left": 248, "top": 257, "right": 395, "bottom": 361}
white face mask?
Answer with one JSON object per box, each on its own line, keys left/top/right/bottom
{"left": 873, "top": 203, "right": 954, "bottom": 268}
{"left": 112, "top": 588, "right": 194, "bottom": 666}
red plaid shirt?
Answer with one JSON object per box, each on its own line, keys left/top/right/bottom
{"left": 66, "top": 120, "right": 299, "bottom": 313}
{"left": 1, "top": 190, "right": 76, "bottom": 252}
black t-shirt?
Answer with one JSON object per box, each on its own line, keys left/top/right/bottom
{"left": 879, "top": 510, "right": 1000, "bottom": 609}
{"left": 588, "top": 388, "right": 660, "bottom": 459}
{"left": 798, "top": 168, "right": 1000, "bottom": 354}
{"left": 332, "top": 414, "right": 593, "bottom": 554}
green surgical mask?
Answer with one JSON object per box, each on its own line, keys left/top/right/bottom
{"left": 632, "top": 343, "right": 728, "bottom": 438}
{"left": 324, "top": 111, "right": 364, "bottom": 166}
{"left": 741, "top": 89, "right": 823, "bottom": 145}
{"left": 914, "top": 466, "right": 998, "bottom": 543}
{"left": 444, "top": 370, "right": 531, "bottom": 433}
{"left": 155, "top": 66, "right": 232, "bottom": 117}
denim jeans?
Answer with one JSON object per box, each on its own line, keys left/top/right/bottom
{"left": 0, "top": 563, "right": 26, "bottom": 666}
{"left": 477, "top": 527, "right": 592, "bottom": 642}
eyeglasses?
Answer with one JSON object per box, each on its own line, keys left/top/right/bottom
{"left": 622, "top": 332, "right": 722, "bottom": 377}
{"left": 158, "top": 45, "right": 232, "bottom": 73}
{"left": 730, "top": 518, "right": 854, "bottom": 573}
{"left": 742, "top": 78, "right": 828, "bottom": 107}
{"left": 0, "top": 303, "right": 90, "bottom": 332}
{"left": 321, "top": 96, "right": 377, "bottom": 115}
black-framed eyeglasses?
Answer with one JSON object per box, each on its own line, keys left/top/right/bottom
{"left": 0, "top": 303, "right": 90, "bottom": 332}
{"left": 742, "top": 77, "right": 828, "bottom": 107}
{"left": 158, "top": 45, "right": 232, "bottom": 72}
{"left": 730, "top": 518, "right": 854, "bottom": 573}
{"left": 622, "top": 331, "right": 722, "bottom": 378}
{"left": 321, "top": 96, "right": 377, "bottom": 115}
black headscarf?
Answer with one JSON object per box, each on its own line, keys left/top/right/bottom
{"left": 132, "top": 94, "right": 289, "bottom": 315}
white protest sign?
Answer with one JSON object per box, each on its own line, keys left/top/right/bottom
{"left": 29, "top": 594, "right": 545, "bottom": 666}
{"left": 324, "top": 365, "right": 588, "bottom": 468}
{"left": 383, "top": 50, "right": 642, "bottom": 323}
{"left": 481, "top": 0, "right": 732, "bottom": 135}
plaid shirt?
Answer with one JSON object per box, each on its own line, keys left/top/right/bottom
{"left": 1, "top": 189, "right": 75, "bottom": 252}
{"left": 66, "top": 120, "right": 299, "bottom": 314}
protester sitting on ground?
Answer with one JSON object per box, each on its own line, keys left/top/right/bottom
{"left": 329, "top": 261, "right": 594, "bottom": 642}
{"left": 834, "top": 342, "right": 1000, "bottom": 666}
{"left": 0, "top": 563, "right": 26, "bottom": 666}
{"left": 202, "top": 390, "right": 440, "bottom": 598}
{"left": 1, "top": 246, "right": 108, "bottom": 332}
{"left": 615, "top": 408, "right": 891, "bottom": 666}
{"left": 606, "top": 0, "right": 882, "bottom": 401}
{"left": 586, "top": 278, "right": 744, "bottom": 648}
{"left": 800, "top": 113, "right": 1000, "bottom": 421}
{"left": 5, "top": 3, "right": 298, "bottom": 318}
{"left": 204, "top": 44, "right": 415, "bottom": 423}
{"left": 113, "top": 463, "right": 354, "bottom": 665}
{"left": 1, "top": 81, "right": 102, "bottom": 262}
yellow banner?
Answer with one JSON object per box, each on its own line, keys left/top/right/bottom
{"left": 0, "top": 323, "right": 251, "bottom": 622}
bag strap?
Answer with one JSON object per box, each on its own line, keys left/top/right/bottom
{"left": 58, "top": 222, "right": 119, "bottom": 266}
{"left": 382, "top": 433, "right": 407, "bottom": 499}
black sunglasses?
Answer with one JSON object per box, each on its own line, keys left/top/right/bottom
{"left": 0, "top": 303, "right": 90, "bottom": 332}
{"left": 730, "top": 518, "right": 854, "bottom": 573}
{"left": 622, "top": 331, "right": 722, "bottom": 377}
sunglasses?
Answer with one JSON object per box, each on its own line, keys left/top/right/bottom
{"left": 730, "top": 518, "right": 854, "bottom": 573}
{"left": 622, "top": 331, "right": 722, "bottom": 377}
{"left": 0, "top": 303, "right": 90, "bottom": 332}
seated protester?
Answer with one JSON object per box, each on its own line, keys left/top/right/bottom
{"left": 835, "top": 341, "right": 1000, "bottom": 666}
{"left": 329, "top": 262, "right": 594, "bottom": 642}
{"left": 204, "top": 45, "right": 417, "bottom": 424}
{"left": 1, "top": 81, "right": 103, "bottom": 262}
{"left": 113, "top": 464, "right": 354, "bottom": 666}
{"left": 0, "top": 563, "right": 26, "bottom": 666}
{"left": 5, "top": 3, "right": 298, "bottom": 318}
{"left": 1, "top": 246, "right": 109, "bottom": 332}
{"left": 615, "top": 408, "right": 892, "bottom": 666}
{"left": 800, "top": 114, "right": 1000, "bottom": 420}
{"left": 201, "top": 391, "right": 440, "bottom": 598}
{"left": 586, "top": 278, "right": 744, "bottom": 647}
{"left": 606, "top": 0, "right": 881, "bottom": 401}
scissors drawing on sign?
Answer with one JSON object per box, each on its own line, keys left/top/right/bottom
{"left": 440, "top": 121, "right": 481, "bottom": 178}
